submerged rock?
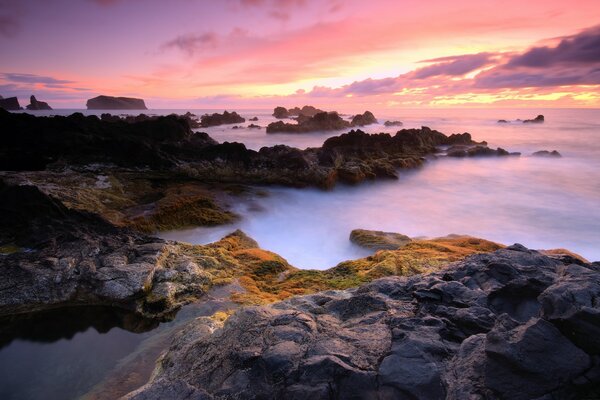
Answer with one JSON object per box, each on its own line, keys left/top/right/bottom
{"left": 267, "top": 111, "right": 350, "bottom": 133}
{"left": 532, "top": 150, "right": 562, "bottom": 157}
{"left": 26, "top": 95, "right": 52, "bottom": 110}
{"left": 0, "top": 96, "right": 22, "bottom": 110}
{"left": 200, "top": 110, "right": 245, "bottom": 127}
{"left": 497, "top": 119, "right": 509, "bottom": 123}
{"left": 384, "top": 120, "right": 403, "bottom": 127}
{"left": 523, "top": 114, "right": 545, "bottom": 123}
{"left": 447, "top": 145, "right": 520, "bottom": 157}
{"left": 86, "top": 95, "right": 147, "bottom": 110}
{"left": 127, "top": 245, "right": 600, "bottom": 399}
{"left": 350, "top": 229, "right": 411, "bottom": 250}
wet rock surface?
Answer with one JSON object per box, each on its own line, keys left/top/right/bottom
{"left": 128, "top": 245, "right": 600, "bottom": 400}
{"left": 200, "top": 111, "right": 245, "bottom": 127}
{"left": 350, "top": 229, "right": 411, "bottom": 250}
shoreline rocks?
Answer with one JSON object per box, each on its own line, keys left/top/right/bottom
{"left": 26, "top": 95, "right": 52, "bottom": 110}
{"left": 126, "top": 244, "right": 600, "bottom": 399}
{"left": 384, "top": 120, "right": 403, "bottom": 127}
{"left": 86, "top": 95, "right": 147, "bottom": 110}
{"left": 350, "top": 229, "right": 411, "bottom": 250}
{"left": 200, "top": 110, "right": 245, "bottom": 127}
{"left": 532, "top": 150, "right": 562, "bottom": 157}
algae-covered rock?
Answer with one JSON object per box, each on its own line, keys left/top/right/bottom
{"left": 349, "top": 229, "right": 411, "bottom": 250}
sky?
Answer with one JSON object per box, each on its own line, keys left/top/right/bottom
{"left": 1, "top": 0, "right": 599, "bottom": 110}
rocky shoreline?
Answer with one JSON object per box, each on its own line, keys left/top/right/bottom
{"left": 1, "top": 109, "right": 596, "bottom": 399}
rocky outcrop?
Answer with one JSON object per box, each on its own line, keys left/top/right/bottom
{"left": 384, "top": 120, "right": 403, "bottom": 127}
{"left": 26, "top": 95, "right": 52, "bottom": 110}
{"left": 524, "top": 114, "right": 545, "bottom": 123}
{"left": 350, "top": 111, "right": 377, "bottom": 126}
{"left": 267, "top": 111, "right": 350, "bottom": 133}
{"left": 200, "top": 111, "right": 245, "bottom": 127}
{"left": 0, "top": 96, "right": 22, "bottom": 110}
{"left": 350, "top": 229, "right": 411, "bottom": 250}
{"left": 0, "top": 110, "right": 496, "bottom": 188}
{"left": 126, "top": 245, "right": 600, "bottom": 399}
{"left": 447, "top": 145, "right": 520, "bottom": 157}
{"left": 86, "top": 95, "right": 147, "bottom": 110}
{"left": 249, "top": 116, "right": 259, "bottom": 121}
{"left": 273, "top": 105, "right": 325, "bottom": 119}
{"left": 533, "top": 150, "right": 562, "bottom": 157}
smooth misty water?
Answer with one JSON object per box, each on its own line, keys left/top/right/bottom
{"left": 157, "top": 108, "right": 600, "bottom": 267}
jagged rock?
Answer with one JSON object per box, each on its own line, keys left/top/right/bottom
{"left": 200, "top": 111, "right": 245, "bottom": 127}
{"left": 86, "top": 95, "right": 147, "bottom": 110}
{"left": 128, "top": 245, "right": 600, "bottom": 399}
{"left": 26, "top": 95, "right": 52, "bottom": 110}
{"left": 267, "top": 111, "right": 350, "bottom": 133}
{"left": 350, "top": 111, "right": 377, "bottom": 126}
{"left": 532, "top": 150, "right": 562, "bottom": 157}
{"left": 0, "top": 96, "right": 22, "bottom": 110}
{"left": 350, "top": 229, "right": 411, "bottom": 250}
{"left": 384, "top": 120, "right": 403, "bottom": 127}
{"left": 447, "top": 145, "right": 520, "bottom": 157}
{"left": 523, "top": 115, "right": 545, "bottom": 123}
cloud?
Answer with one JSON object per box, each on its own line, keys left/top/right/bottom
{"left": 1, "top": 72, "right": 76, "bottom": 85}
{"left": 507, "top": 25, "right": 600, "bottom": 67}
{"left": 475, "top": 25, "right": 600, "bottom": 88}
{"left": 412, "top": 53, "right": 496, "bottom": 79}
{"left": 162, "top": 32, "right": 219, "bottom": 56}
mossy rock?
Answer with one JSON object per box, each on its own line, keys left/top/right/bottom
{"left": 350, "top": 229, "right": 411, "bottom": 250}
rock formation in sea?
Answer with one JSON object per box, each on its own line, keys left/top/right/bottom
{"left": 267, "top": 111, "right": 350, "bottom": 133}
{"left": 86, "top": 95, "right": 147, "bottom": 110}
{"left": 0, "top": 96, "right": 22, "bottom": 110}
{"left": 350, "top": 110, "right": 377, "bottom": 126}
{"left": 200, "top": 110, "right": 245, "bottom": 127}
{"left": 524, "top": 114, "right": 545, "bottom": 123}
{"left": 532, "top": 150, "right": 562, "bottom": 157}
{"left": 273, "top": 105, "right": 325, "bottom": 119}
{"left": 25, "top": 95, "right": 52, "bottom": 110}
{"left": 384, "top": 120, "right": 403, "bottom": 127}
{"left": 126, "top": 244, "right": 600, "bottom": 399}
{"left": 447, "top": 145, "right": 520, "bottom": 157}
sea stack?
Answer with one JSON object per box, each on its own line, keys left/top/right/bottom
{"left": 86, "top": 95, "right": 147, "bottom": 110}
{"left": 26, "top": 95, "right": 52, "bottom": 110}
{"left": 0, "top": 96, "right": 22, "bottom": 110}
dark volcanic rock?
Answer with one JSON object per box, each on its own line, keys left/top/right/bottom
{"left": 267, "top": 111, "right": 350, "bottom": 133}
{"left": 0, "top": 180, "right": 209, "bottom": 317}
{"left": 273, "top": 105, "right": 325, "bottom": 119}
{"left": 384, "top": 120, "right": 403, "bottom": 127}
{"left": 86, "top": 95, "right": 147, "bottom": 110}
{"left": 273, "top": 106, "right": 289, "bottom": 118}
{"left": 249, "top": 116, "right": 259, "bottom": 121}
{"left": 128, "top": 245, "right": 600, "bottom": 399}
{"left": 350, "top": 111, "right": 377, "bottom": 126}
{"left": 497, "top": 119, "right": 509, "bottom": 123}
{"left": 26, "top": 95, "right": 52, "bottom": 110}
{"left": 447, "top": 145, "right": 520, "bottom": 157}
{"left": 247, "top": 124, "right": 261, "bottom": 129}
{"left": 532, "top": 150, "right": 562, "bottom": 157}
{"left": 0, "top": 96, "right": 22, "bottom": 110}
{"left": 523, "top": 114, "right": 545, "bottom": 123}
{"left": 200, "top": 111, "right": 245, "bottom": 127}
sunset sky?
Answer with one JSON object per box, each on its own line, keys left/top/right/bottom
{"left": 1, "top": 0, "right": 599, "bottom": 110}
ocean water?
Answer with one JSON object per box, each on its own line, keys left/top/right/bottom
{"left": 157, "top": 107, "right": 600, "bottom": 267}
{"left": 13, "top": 107, "right": 600, "bottom": 265}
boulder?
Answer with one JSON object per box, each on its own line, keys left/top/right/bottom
{"left": 26, "top": 95, "right": 52, "bottom": 110}
{"left": 349, "top": 229, "right": 411, "bottom": 250}
{"left": 350, "top": 111, "right": 377, "bottom": 126}
{"left": 86, "top": 95, "right": 147, "bottom": 110}
{"left": 266, "top": 111, "right": 350, "bottom": 133}
{"left": 199, "top": 111, "right": 245, "bottom": 127}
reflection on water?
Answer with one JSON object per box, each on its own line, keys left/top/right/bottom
{"left": 0, "top": 284, "right": 240, "bottom": 400}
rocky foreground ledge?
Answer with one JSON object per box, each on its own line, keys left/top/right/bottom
{"left": 127, "top": 245, "right": 600, "bottom": 400}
